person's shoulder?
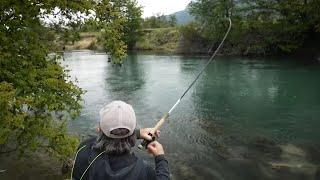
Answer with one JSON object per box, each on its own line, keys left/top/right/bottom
{"left": 74, "top": 136, "right": 97, "bottom": 165}
{"left": 131, "top": 154, "right": 151, "bottom": 168}
{"left": 78, "top": 136, "right": 97, "bottom": 149}
{"left": 73, "top": 136, "right": 97, "bottom": 179}
{"left": 132, "top": 155, "right": 156, "bottom": 179}
{"left": 136, "top": 156, "right": 155, "bottom": 173}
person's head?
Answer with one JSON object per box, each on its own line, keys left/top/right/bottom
{"left": 93, "top": 101, "right": 136, "bottom": 155}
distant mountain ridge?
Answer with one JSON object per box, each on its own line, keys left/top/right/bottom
{"left": 167, "top": 7, "right": 194, "bottom": 25}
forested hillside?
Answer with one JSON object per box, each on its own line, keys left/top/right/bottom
{"left": 168, "top": 9, "right": 194, "bottom": 25}
{"left": 188, "top": 0, "right": 320, "bottom": 58}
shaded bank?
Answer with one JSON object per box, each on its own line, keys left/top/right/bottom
{"left": 133, "top": 27, "right": 320, "bottom": 61}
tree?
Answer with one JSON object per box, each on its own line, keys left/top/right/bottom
{"left": 168, "top": 15, "right": 177, "bottom": 27}
{"left": 142, "top": 16, "right": 160, "bottom": 28}
{"left": 0, "top": 0, "right": 129, "bottom": 161}
{"left": 95, "top": 0, "right": 128, "bottom": 64}
{"left": 142, "top": 14, "right": 174, "bottom": 29}
{"left": 80, "top": 19, "right": 100, "bottom": 32}
{"left": 94, "top": 0, "right": 142, "bottom": 63}
{"left": 190, "top": 0, "right": 234, "bottom": 41}
{"left": 122, "top": 0, "right": 143, "bottom": 50}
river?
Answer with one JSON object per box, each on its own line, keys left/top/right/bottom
{"left": 2, "top": 50, "right": 320, "bottom": 179}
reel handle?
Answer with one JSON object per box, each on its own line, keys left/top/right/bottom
{"left": 138, "top": 133, "right": 156, "bottom": 149}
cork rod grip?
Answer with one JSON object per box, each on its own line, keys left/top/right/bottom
{"left": 153, "top": 113, "right": 169, "bottom": 132}
{"left": 138, "top": 113, "right": 170, "bottom": 149}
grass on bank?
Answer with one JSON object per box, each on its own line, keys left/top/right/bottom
{"left": 134, "top": 27, "right": 180, "bottom": 52}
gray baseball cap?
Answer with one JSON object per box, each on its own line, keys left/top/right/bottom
{"left": 99, "top": 101, "right": 136, "bottom": 138}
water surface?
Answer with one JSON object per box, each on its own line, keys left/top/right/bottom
{"left": 61, "top": 51, "right": 320, "bottom": 179}
{"left": 3, "top": 51, "right": 320, "bottom": 179}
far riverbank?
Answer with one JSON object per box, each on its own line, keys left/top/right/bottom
{"left": 58, "top": 30, "right": 320, "bottom": 62}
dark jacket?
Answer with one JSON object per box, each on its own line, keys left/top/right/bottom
{"left": 72, "top": 137, "right": 170, "bottom": 180}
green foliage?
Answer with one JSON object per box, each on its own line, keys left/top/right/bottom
{"left": 0, "top": 15, "right": 83, "bottom": 158}
{"left": 189, "top": 0, "right": 320, "bottom": 56}
{"left": 94, "top": 0, "right": 142, "bottom": 63}
{"left": 80, "top": 19, "right": 100, "bottom": 32}
{"left": 122, "top": 0, "right": 143, "bottom": 50}
{"left": 179, "top": 23, "right": 206, "bottom": 43}
{"left": 135, "top": 28, "right": 180, "bottom": 52}
{"left": 0, "top": 0, "right": 133, "bottom": 161}
{"left": 177, "top": 23, "right": 212, "bottom": 53}
{"left": 63, "top": 29, "right": 81, "bottom": 45}
{"left": 69, "top": 0, "right": 142, "bottom": 57}
{"left": 142, "top": 14, "right": 177, "bottom": 29}
{"left": 168, "top": 15, "right": 178, "bottom": 27}
{"left": 95, "top": 0, "right": 127, "bottom": 64}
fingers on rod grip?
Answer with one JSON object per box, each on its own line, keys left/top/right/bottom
{"left": 138, "top": 133, "right": 155, "bottom": 149}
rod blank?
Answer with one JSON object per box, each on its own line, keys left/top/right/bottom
{"left": 138, "top": 18, "right": 232, "bottom": 149}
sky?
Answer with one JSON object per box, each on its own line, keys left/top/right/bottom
{"left": 137, "top": 0, "right": 191, "bottom": 18}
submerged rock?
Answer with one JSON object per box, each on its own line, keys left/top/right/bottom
{"left": 269, "top": 162, "right": 309, "bottom": 169}
{"left": 267, "top": 144, "right": 318, "bottom": 178}
{"left": 248, "top": 136, "right": 282, "bottom": 159}
{"left": 280, "top": 144, "right": 306, "bottom": 158}
{"left": 225, "top": 137, "right": 319, "bottom": 179}
{"left": 227, "top": 146, "right": 249, "bottom": 160}
{"left": 0, "top": 169, "right": 6, "bottom": 173}
{"left": 268, "top": 161, "right": 317, "bottom": 179}
{"left": 298, "top": 142, "right": 320, "bottom": 163}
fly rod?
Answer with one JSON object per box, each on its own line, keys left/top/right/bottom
{"left": 138, "top": 18, "right": 232, "bottom": 149}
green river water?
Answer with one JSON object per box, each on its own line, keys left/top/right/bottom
{"left": 1, "top": 50, "right": 320, "bottom": 179}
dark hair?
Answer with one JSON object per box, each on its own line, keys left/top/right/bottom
{"left": 93, "top": 128, "right": 136, "bottom": 155}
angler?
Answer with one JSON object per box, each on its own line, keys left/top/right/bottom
{"left": 71, "top": 101, "right": 170, "bottom": 180}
